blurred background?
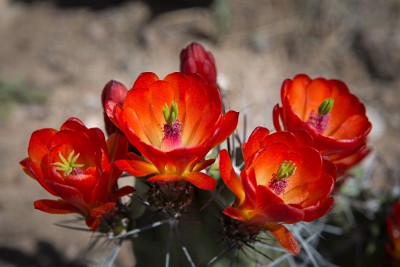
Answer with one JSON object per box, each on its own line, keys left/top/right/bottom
{"left": 0, "top": 0, "right": 399, "bottom": 266}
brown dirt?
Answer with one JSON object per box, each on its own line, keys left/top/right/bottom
{"left": 0, "top": 0, "right": 399, "bottom": 266}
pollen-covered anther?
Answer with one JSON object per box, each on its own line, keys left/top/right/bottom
{"left": 53, "top": 150, "right": 84, "bottom": 176}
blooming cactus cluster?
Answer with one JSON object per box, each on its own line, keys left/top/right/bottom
{"left": 21, "top": 42, "right": 372, "bottom": 263}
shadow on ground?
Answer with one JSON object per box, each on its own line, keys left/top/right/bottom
{"left": 0, "top": 240, "right": 86, "bottom": 267}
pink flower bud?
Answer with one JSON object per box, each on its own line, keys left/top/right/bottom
{"left": 101, "top": 80, "right": 128, "bottom": 135}
{"left": 180, "top": 42, "right": 217, "bottom": 85}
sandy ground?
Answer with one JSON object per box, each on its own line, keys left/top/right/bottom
{"left": 0, "top": 0, "right": 399, "bottom": 266}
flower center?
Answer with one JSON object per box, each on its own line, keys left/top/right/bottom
{"left": 306, "top": 98, "right": 334, "bottom": 134}
{"left": 269, "top": 160, "right": 296, "bottom": 195}
{"left": 161, "top": 102, "right": 182, "bottom": 151}
{"left": 53, "top": 150, "right": 84, "bottom": 176}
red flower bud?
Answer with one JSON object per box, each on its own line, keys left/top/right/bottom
{"left": 180, "top": 42, "right": 217, "bottom": 85}
{"left": 101, "top": 80, "right": 128, "bottom": 135}
{"left": 20, "top": 118, "right": 134, "bottom": 229}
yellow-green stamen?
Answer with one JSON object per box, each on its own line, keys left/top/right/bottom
{"left": 53, "top": 150, "right": 84, "bottom": 176}
{"left": 163, "top": 101, "right": 178, "bottom": 125}
{"left": 276, "top": 160, "right": 296, "bottom": 180}
{"left": 318, "top": 98, "right": 334, "bottom": 115}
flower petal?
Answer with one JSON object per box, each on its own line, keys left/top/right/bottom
{"left": 183, "top": 172, "right": 216, "bottom": 190}
{"left": 219, "top": 149, "right": 244, "bottom": 203}
{"left": 264, "top": 223, "right": 300, "bottom": 255}
{"left": 34, "top": 199, "right": 81, "bottom": 214}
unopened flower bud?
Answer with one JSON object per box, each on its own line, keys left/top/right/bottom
{"left": 180, "top": 42, "right": 217, "bottom": 85}
{"left": 101, "top": 80, "right": 128, "bottom": 135}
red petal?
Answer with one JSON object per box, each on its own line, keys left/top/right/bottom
{"left": 90, "top": 202, "right": 116, "bottom": 217}
{"left": 60, "top": 117, "right": 87, "bottom": 132}
{"left": 242, "top": 127, "right": 270, "bottom": 164}
{"left": 85, "top": 217, "right": 100, "bottom": 230}
{"left": 210, "top": 110, "right": 239, "bottom": 148}
{"left": 107, "top": 132, "right": 128, "bottom": 162}
{"left": 27, "top": 128, "right": 57, "bottom": 165}
{"left": 302, "top": 197, "right": 334, "bottom": 222}
{"left": 114, "top": 186, "right": 135, "bottom": 199}
{"left": 273, "top": 104, "right": 283, "bottom": 131}
{"left": 255, "top": 186, "right": 304, "bottom": 224}
{"left": 34, "top": 199, "right": 81, "bottom": 214}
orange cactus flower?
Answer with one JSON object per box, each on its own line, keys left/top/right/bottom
{"left": 219, "top": 127, "right": 336, "bottom": 254}
{"left": 20, "top": 118, "right": 134, "bottom": 229}
{"left": 273, "top": 74, "right": 372, "bottom": 175}
{"left": 387, "top": 202, "right": 400, "bottom": 263}
{"left": 106, "top": 72, "right": 239, "bottom": 190}
{"left": 180, "top": 42, "right": 217, "bottom": 85}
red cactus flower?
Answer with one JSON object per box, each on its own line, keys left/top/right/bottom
{"left": 273, "top": 74, "right": 372, "bottom": 175}
{"left": 387, "top": 202, "right": 400, "bottom": 262}
{"left": 180, "top": 42, "right": 217, "bottom": 85}
{"left": 106, "top": 72, "right": 238, "bottom": 190}
{"left": 219, "top": 127, "right": 336, "bottom": 254}
{"left": 101, "top": 80, "right": 128, "bottom": 136}
{"left": 20, "top": 118, "right": 134, "bottom": 229}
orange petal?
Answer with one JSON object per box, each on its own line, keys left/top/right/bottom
{"left": 302, "top": 78, "right": 333, "bottom": 119}
{"left": 219, "top": 149, "right": 245, "bottom": 202}
{"left": 147, "top": 173, "right": 181, "bottom": 183}
{"left": 115, "top": 155, "right": 158, "bottom": 177}
{"left": 183, "top": 172, "right": 216, "bottom": 190}
{"left": 264, "top": 223, "right": 300, "bottom": 255}
{"left": 192, "top": 158, "right": 215, "bottom": 172}
{"left": 283, "top": 74, "right": 311, "bottom": 119}
{"left": 132, "top": 72, "right": 159, "bottom": 89}
{"left": 223, "top": 206, "right": 249, "bottom": 222}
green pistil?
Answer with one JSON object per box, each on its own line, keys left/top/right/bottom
{"left": 276, "top": 160, "right": 296, "bottom": 180}
{"left": 163, "top": 101, "right": 178, "bottom": 126}
{"left": 53, "top": 150, "right": 84, "bottom": 176}
{"left": 318, "top": 98, "right": 334, "bottom": 115}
